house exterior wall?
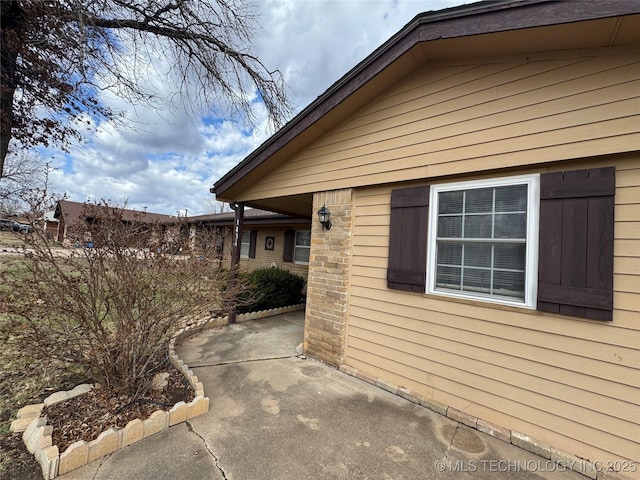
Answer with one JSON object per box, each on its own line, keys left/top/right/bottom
{"left": 44, "top": 221, "right": 59, "bottom": 241}
{"left": 237, "top": 47, "right": 640, "bottom": 202}
{"left": 345, "top": 154, "right": 639, "bottom": 471}
{"left": 220, "top": 226, "right": 310, "bottom": 278}
{"left": 223, "top": 45, "right": 639, "bottom": 473}
{"left": 57, "top": 216, "right": 67, "bottom": 243}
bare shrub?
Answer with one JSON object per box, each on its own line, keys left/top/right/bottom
{"left": 1, "top": 201, "right": 245, "bottom": 401}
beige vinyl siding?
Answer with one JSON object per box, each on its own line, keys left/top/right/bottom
{"left": 344, "top": 159, "right": 640, "bottom": 466}
{"left": 238, "top": 49, "right": 639, "bottom": 202}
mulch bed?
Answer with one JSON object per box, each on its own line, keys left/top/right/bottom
{"left": 44, "top": 367, "right": 195, "bottom": 452}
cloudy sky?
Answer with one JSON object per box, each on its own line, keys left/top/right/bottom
{"left": 42, "top": 0, "right": 467, "bottom": 216}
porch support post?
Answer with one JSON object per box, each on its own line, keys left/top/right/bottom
{"left": 229, "top": 202, "right": 245, "bottom": 324}
{"left": 304, "top": 189, "right": 354, "bottom": 366}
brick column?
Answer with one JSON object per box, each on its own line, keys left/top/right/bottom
{"left": 303, "top": 189, "right": 353, "bottom": 366}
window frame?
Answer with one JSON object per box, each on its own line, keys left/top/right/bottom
{"left": 293, "top": 230, "right": 311, "bottom": 265}
{"left": 426, "top": 174, "right": 540, "bottom": 308}
{"left": 240, "top": 230, "right": 251, "bottom": 258}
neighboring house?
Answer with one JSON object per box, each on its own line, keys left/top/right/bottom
{"left": 212, "top": 0, "right": 640, "bottom": 476}
{"left": 51, "top": 201, "right": 310, "bottom": 276}
{"left": 53, "top": 200, "right": 175, "bottom": 245}
{"left": 187, "top": 208, "right": 311, "bottom": 277}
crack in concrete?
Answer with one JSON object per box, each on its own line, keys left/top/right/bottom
{"left": 188, "top": 353, "right": 296, "bottom": 368}
{"left": 441, "top": 423, "right": 460, "bottom": 463}
{"left": 186, "top": 421, "right": 227, "bottom": 480}
{"left": 90, "top": 455, "right": 107, "bottom": 480}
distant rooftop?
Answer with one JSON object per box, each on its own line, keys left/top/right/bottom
{"left": 54, "top": 201, "right": 309, "bottom": 226}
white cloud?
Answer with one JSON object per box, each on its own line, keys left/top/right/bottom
{"left": 252, "top": 0, "right": 464, "bottom": 105}
{"left": 37, "top": 0, "right": 467, "bottom": 215}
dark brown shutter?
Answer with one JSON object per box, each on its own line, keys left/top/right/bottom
{"left": 538, "top": 167, "right": 615, "bottom": 320}
{"left": 248, "top": 230, "right": 257, "bottom": 259}
{"left": 283, "top": 229, "right": 295, "bottom": 263}
{"left": 387, "top": 185, "right": 429, "bottom": 292}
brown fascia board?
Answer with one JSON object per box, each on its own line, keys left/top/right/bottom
{"left": 192, "top": 217, "right": 309, "bottom": 227}
{"left": 187, "top": 209, "right": 309, "bottom": 227}
{"left": 212, "top": 0, "right": 640, "bottom": 198}
{"left": 239, "top": 217, "right": 310, "bottom": 227}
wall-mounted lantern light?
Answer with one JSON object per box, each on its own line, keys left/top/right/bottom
{"left": 317, "top": 204, "right": 332, "bottom": 230}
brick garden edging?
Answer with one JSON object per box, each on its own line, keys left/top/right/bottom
{"left": 337, "top": 364, "right": 630, "bottom": 480}
{"left": 12, "top": 368, "right": 208, "bottom": 479}
{"left": 11, "top": 304, "right": 305, "bottom": 479}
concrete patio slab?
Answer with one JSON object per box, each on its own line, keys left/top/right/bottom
{"left": 57, "top": 313, "right": 587, "bottom": 480}
{"left": 176, "top": 312, "right": 304, "bottom": 367}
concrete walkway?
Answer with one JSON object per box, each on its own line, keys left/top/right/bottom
{"left": 59, "top": 312, "right": 585, "bottom": 480}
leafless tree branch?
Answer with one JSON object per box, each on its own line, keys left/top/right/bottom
{"left": 1, "top": 0, "right": 292, "bottom": 176}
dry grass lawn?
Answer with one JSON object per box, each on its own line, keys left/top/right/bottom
{"left": 0, "top": 232, "right": 83, "bottom": 480}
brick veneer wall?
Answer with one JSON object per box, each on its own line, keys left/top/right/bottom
{"left": 303, "top": 189, "right": 353, "bottom": 366}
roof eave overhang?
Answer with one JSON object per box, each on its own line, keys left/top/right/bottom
{"left": 212, "top": 0, "right": 640, "bottom": 200}
{"left": 191, "top": 216, "right": 310, "bottom": 227}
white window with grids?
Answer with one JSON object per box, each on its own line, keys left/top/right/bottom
{"left": 426, "top": 174, "right": 539, "bottom": 308}
{"left": 294, "top": 230, "right": 311, "bottom": 264}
